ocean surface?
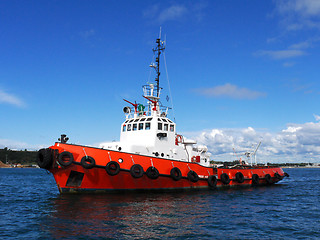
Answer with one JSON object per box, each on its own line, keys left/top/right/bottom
{"left": 0, "top": 168, "right": 319, "bottom": 240}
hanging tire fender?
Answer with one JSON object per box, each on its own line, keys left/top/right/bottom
{"left": 235, "top": 172, "right": 245, "bottom": 183}
{"left": 252, "top": 174, "right": 259, "bottom": 185}
{"left": 58, "top": 151, "right": 74, "bottom": 167}
{"left": 130, "top": 164, "right": 144, "bottom": 178}
{"left": 265, "top": 174, "right": 272, "bottom": 184}
{"left": 208, "top": 175, "right": 217, "bottom": 188}
{"left": 187, "top": 170, "right": 199, "bottom": 183}
{"left": 220, "top": 173, "right": 230, "bottom": 184}
{"left": 81, "top": 156, "right": 95, "bottom": 169}
{"left": 170, "top": 167, "right": 182, "bottom": 181}
{"left": 105, "top": 161, "right": 120, "bottom": 176}
{"left": 146, "top": 166, "right": 160, "bottom": 179}
{"left": 37, "top": 148, "right": 53, "bottom": 169}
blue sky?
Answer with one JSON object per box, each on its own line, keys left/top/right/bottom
{"left": 1, "top": 0, "right": 320, "bottom": 163}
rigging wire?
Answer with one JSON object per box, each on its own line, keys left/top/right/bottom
{"left": 163, "top": 51, "right": 176, "bottom": 123}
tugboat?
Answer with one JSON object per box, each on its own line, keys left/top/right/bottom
{"left": 37, "top": 34, "right": 288, "bottom": 193}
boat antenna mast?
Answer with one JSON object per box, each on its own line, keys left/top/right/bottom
{"left": 152, "top": 29, "right": 165, "bottom": 98}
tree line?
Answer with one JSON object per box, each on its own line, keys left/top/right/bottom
{"left": 0, "top": 148, "right": 38, "bottom": 165}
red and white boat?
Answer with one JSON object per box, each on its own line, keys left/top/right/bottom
{"left": 37, "top": 35, "right": 288, "bottom": 193}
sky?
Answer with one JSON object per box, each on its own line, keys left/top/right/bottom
{"left": 1, "top": 0, "right": 320, "bottom": 163}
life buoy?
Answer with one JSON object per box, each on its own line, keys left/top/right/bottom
{"left": 170, "top": 167, "right": 182, "bottom": 181}
{"left": 37, "top": 148, "right": 53, "bottom": 169}
{"left": 252, "top": 174, "right": 259, "bottom": 185}
{"left": 191, "top": 156, "right": 197, "bottom": 162}
{"left": 105, "top": 161, "right": 120, "bottom": 176}
{"left": 187, "top": 170, "right": 199, "bottom": 183}
{"left": 130, "top": 164, "right": 144, "bottom": 178}
{"left": 274, "top": 172, "right": 283, "bottom": 180}
{"left": 220, "top": 173, "right": 230, "bottom": 184}
{"left": 146, "top": 166, "right": 159, "bottom": 179}
{"left": 81, "top": 156, "right": 95, "bottom": 169}
{"left": 235, "top": 172, "right": 245, "bottom": 183}
{"left": 58, "top": 151, "right": 74, "bottom": 167}
{"left": 208, "top": 175, "right": 217, "bottom": 188}
{"left": 175, "top": 135, "right": 183, "bottom": 145}
{"left": 265, "top": 174, "right": 272, "bottom": 184}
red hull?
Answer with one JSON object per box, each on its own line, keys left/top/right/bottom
{"left": 41, "top": 143, "right": 285, "bottom": 193}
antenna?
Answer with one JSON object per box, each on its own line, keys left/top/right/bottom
{"left": 252, "top": 142, "right": 261, "bottom": 165}
{"left": 152, "top": 28, "right": 165, "bottom": 98}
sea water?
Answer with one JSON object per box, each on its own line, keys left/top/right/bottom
{"left": 0, "top": 168, "right": 319, "bottom": 239}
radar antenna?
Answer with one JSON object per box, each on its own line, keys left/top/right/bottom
{"left": 152, "top": 28, "right": 165, "bottom": 98}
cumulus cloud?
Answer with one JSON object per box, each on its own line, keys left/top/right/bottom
{"left": 195, "top": 83, "right": 266, "bottom": 100}
{"left": 187, "top": 118, "right": 320, "bottom": 163}
{"left": 0, "top": 89, "right": 25, "bottom": 107}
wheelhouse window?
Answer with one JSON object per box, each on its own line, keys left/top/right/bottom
{"left": 158, "top": 122, "right": 162, "bottom": 130}
{"left": 170, "top": 124, "right": 174, "bottom": 132}
{"left": 140, "top": 118, "right": 146, "bottom": 121}
{"left": 146, "top": 117, "right": 152, "bottom": 121}
{"left": 164, "top": 124, "right": 168, "bottom": 131}
{"left": 122, "top": 125, "right": 126, "bottom": 132}
{"left": 127, "top": 124, "right": 132, "bottom": 131}
{"left": 145, "top": 122, "right": 151, "bottom": 130}
{"left": 134, "top": 119, "right": 139, "bottom": 122}
{"left": 133, "top": 123, "right": 137, "bottom": 131}
{"left": 138, "top": 123, "right": 143, "bottom": 130}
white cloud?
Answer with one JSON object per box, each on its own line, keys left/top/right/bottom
{"left": 275, "top": 0, "right": 320, "bottom": 30}
{"left": 80, "top": 29, "right": 95, "bottom": 39}
{"left": 0, "top": 139, "right": 40, "bottom": 151}
{"left": 254, "top": 49, "right": 306, "bottom": 59}
{"left": 0, "top": 89, "right": 25, "bottom": 107}
{"left": 158, "top": 5, "right": 187, "bottom": 23}
{"left": 188, "top": 118, "right": 320, "bottom": 163}
{"left": 195, "top": 83, "right": 266, "bottom": 100}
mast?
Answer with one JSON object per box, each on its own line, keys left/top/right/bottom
{"left": 152, "top": 31, "right": 165, "bottom": 98}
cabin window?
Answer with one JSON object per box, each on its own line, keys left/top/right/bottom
{"left": 129, "top": 119, "right": 134, "bottom": 123}
{"left": 168, "top": 119, "right": 172, "bottom": 123}
{"left": 125, "top": 120, "right": 129, "bottom": 123}
{"left": 133, "top": 123, "right": 137, "bottom": 131}
{"left": 162, "top": 119, "right": 167, "bottom": 122}
{"left": 140, "top": 118, "right": 146, "bottom": 121}
{"left": 170, "top": 124, "right": 174, "bottom": 132}
{"left": 122, "top": 125, "right": 126, "bottom": 132}
{"left": 164, "top": 124, "right": 168, "bottom": 131}
{"left": 145, "top": 122, "right": 151, "bottom": 130}
{"left": 158, "top": 122, "right": 162, "bottom": 130}
{"left": 138, "top": 123, "right": 144, "bottom": 130}
{"left": 127, "top": 124, "right": 132, "bottom": 131}
{"left": 134, "top": 119, "right": 139, "bottom": 122}
{"left": 147, "top": 117, "right": 152, "bottom": 121}
{"left": 158, "top": 118, "right": 162, "bottom": 122}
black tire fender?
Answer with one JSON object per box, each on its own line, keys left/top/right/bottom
{"left": 265, "top": 174, "right": 272, "bottom": 184}
{"left": 58, "top": 151, "right": 74, "bottom": 167}
{"left": 105, "top": 161, "right": 120, "bottom": 176}
{"left": 235, "top": 172, "right": 245, "bottom": 183}
{"left": 187, "top": 170, "right": 199, "bottom": 183}
{"left": 81, "top": 156, "right": 95, "bottom": 169}
{"left": 220, "top": 173, "right": 230, "bottom": 184}
{"left": 146, "top": 166, "right": 160, "bottom": 179}
{"left": 37, "top": 148, "right": 53, "bottom": 169}
{"left": 130, "top": 164, "right": 144, "bottom": 178}
{"left": 252, "top": 174, "right": 259, "bottom": 185}
{"left": 170, "top": 167, "right": 182, "bottom": 181}
{"left": 208, "top": 175, "right": 217, "bottom": 188}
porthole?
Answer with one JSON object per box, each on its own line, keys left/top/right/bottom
{"left": 118, "top": 158, "right": 123, "bottom": 163}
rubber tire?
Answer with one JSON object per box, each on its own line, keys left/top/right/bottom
{"left": 105, "top": 161, "right": 120, "bottom": 176}
{"left": 274, "top": 172, "right": 283, "bottom": 180}
{"left": 187, "top": 170, "right": 199, "bottom": 183}
{"left": 220, "top": 173, "right": 230, "bottom": 185}
{"left": 252, "top": 174, "right": 259, "bottom": 185}
{"left": 146, "top": 166, "right": 160, "bottom": 179}
{"left": 130, "top": 164, "right": 144, "bottom": 178}
{"left": 265, "top": 174, "right": 272, "bottom": 184}
{"left": 58, "top": 151, "right": 74, "bottom": 167}
{"left": 208, "top": 175, "right": 217, "bottom": 188}
{"left": 170, "top": 167, "right": 182, "bottom": 181}
{"left": 37, "top": 148, "right": 53, "bottom": 169}
{"left": 235, "top": 172, "right": 245, "bottom": 183}
{"left": 81, "top": 156, "right": 95, "bottom": 169}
